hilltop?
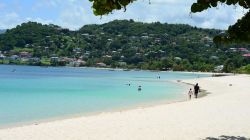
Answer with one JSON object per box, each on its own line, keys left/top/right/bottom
{"left": 0, "top": 20, "right": 249, "bottom": 72}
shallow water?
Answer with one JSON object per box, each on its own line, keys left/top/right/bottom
{"left": 0, "top": 65, "right": 210, "bottom": 127}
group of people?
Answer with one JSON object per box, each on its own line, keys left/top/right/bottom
{"left": 188, "top": 83, "right": 200, "bottom": 99}
{"left": 126, "top": 83, "right": 142, "bottom": 91}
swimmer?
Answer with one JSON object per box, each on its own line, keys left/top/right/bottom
{"left": 138, "top": 85, "right": 142, "bottom": 91}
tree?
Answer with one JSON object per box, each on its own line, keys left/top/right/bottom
{"left": 89, "top": 0, "right": 135, "bottom": 15}
{"left": 191, "top": 0, "right": 249, "bottom": 44}
{"left": 88, "top": 0, "right": 250, "bottom": 44}
{"left": 223, "top": 58, "right": 235, "bottom": 72}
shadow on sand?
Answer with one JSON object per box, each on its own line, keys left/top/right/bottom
{"left": 203, "top": 135, "right": 250, "bottom": 140}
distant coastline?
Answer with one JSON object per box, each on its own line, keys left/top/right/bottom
{"left": 0, "top": 63, "right": 233, "bottom": 76}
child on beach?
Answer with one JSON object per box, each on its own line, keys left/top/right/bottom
{"left": 188, "top": 88, "right": 193, "bottom": 100}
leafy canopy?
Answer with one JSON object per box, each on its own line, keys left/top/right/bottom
{"left": 191, "top": 0, "right": 250, "bottom": 43}
{"left": 88, "top": 0, "right": 250, "bottom": 44}
{"left": 89, "top": 0, "right": 135, "bottom": 15}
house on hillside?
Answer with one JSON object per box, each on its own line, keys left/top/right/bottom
{"left": 19, "top": 51, "right": 31, "bottom": 58}
{"left": 50, "top": 56, "right": 59, "bottom": 63}
{"left": 159, "top": 50, "right": 165, "bottom": 53}
{"left": 229, "top": 48, "right": 237, "bottom": 52}
{"left": 81, "top": 33, "right": 89, "bottom": 36}
{"left": 214, "top": 65, "right": 224, "bottom": 72}
{"left": 174, "top": 57, "right": 182, "bottom": 61}
{"left": 103, "top": 55, "right": 112, "bottom": 58}
{"left": 96, "top": 62, "right": 107, "bottom": 67}
{"left": 229, "top": 48, "right": 249, "bottom": 53}
{"left": 242, "top": 53, "right": 250, "bottom": 57}
{"left": 118, "top": 62, "right": 127, "bottom": 66}
{"left": 202, "top": 36, "right": 213, "bottom": 44}
{"left": 141, "top": 36, "right": 149, "bottom": 39}
{"left": 9, "top": 55, "right": 20, "bottom": 61}
{"left": 0, "top": 54, "right": 6, "bottom": 60}
{"left": 120, "top": 55, "right": 125, "bottom": 59}
{"left": 60, "top": 57, "right": 74, "bottom": 63}
{"left": 210, "top": 56, "right": 219, "bottom": 60}
{"left": 68, "top": 59, "right": 86, "bottom": 67}
{"left": 239, "top": 48, "right": 249, "bottom": 53}
{"left": 27, "top": 57, "right": 40, "bottom": 63}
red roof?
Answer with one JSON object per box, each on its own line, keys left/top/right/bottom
{"left": 239, "top": 48, "right": 247, "bottom": 50}
{"left": 242, "top": 54, "right": 250, "bottom": 57}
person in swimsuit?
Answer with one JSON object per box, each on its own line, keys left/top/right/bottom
{"left": 188, "top": 88, "right": 193, "bottom": 100}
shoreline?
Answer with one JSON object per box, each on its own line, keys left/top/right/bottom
{"left": 0, "top": 65, "right": 212, "bottom": 130}
{"left": 0, "top": 96, "right": 188, "bottom": 129}
{"left": 0, "top": 78, "right": 210, "bottom": 130}
{"left": 0, "top": 64, "right": 230, "bottom": 75}
{"left": 0, "top": 81, "right": 194, "bottom": 130}
{"left": 1, "top": 74, "right": 249, "bottom": 140}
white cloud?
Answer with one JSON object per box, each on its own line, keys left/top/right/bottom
{"left": 190, "top": 4, "right": 245, "bottom": 29}
{"left": 32, "top": 0, "right": 60, "bottom": 11}
{"left": 55, "top": 0, "right": 98, "bottom": 30}
{"left": 0, "top": 12, "right": 21, "bottom": 29}
{"left": 0, "top": 12, "right": 53, "bottom": 29}
{"left": 0, "top": 2, "right": 6, "bottom": 9}
{"left": 0, "top": 0, "right": 247, "bottom": 30}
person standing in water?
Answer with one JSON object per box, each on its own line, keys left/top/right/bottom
{"left": 188, "top": 88, "right": 193, "bottom": 100}
{"left": 194, "top": 83, "right": 200, "bottom": 98}
{"left": 138, "top": 85, "right": 142, "bottom": 91}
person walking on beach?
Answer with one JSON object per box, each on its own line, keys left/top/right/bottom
{"left": 194, "top": 83, "right": 200, "bottom": 98}
{"left": 188, "top": 88, "right": 193, "bottom": 100}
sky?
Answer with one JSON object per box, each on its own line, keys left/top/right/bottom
{"left": 0, "top": 0, "right": 247, "bottom": 30}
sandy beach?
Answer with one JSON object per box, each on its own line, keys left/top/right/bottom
{"left": 0, "top": 74, "right": 250, "bottom": 140}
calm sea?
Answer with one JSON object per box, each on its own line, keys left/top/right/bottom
{"left": 0, "top": 65, "right": 210, "bottom": 127}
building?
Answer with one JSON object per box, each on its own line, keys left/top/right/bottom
{"left": 0, "top": 54, "right": 6, "bottom": 60}
{"left": 96, "top": 62, "right": 107, "bottom": 67}
{"left": 19, "top": 51, "right": 31, "bottom": 58}
{"left": 68, "top": 60, "right": 86, "bottom": 67}
{"left": 214, "top": 65, "right": 224, "bottom": 72}
{"left": 50, "top": 57, "right": 59, "bottom": 63}
{"left": 118, "top": 62, "right": 127, "bottom": 66}
{"left": 9, "top": 55, "right": 20, "bottom": 61}
{"left": 242, "top": 53, "right": 250, "bottom": 57}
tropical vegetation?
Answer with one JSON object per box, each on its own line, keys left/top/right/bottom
{"left": 0, "top": 20, "right": 249, "bottom": 73}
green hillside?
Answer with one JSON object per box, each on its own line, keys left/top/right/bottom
{"left": 0, "top": 20, "right": 249, "bottom": 72}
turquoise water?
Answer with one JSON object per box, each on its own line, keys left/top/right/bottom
{"left": 0, "top": 65, "right": 210, "bottom": 127}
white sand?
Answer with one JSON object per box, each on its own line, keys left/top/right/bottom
{"left": 0, "top": 74, "right": 250, "bottom": 140}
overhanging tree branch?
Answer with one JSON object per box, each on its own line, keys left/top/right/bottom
{"left": 89, "top": 0, "right": 250, "bottom": 44}
{"left": 191, "top": 0, "right": 250, "bottom": 44}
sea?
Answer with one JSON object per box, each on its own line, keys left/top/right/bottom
{"left": 0, "top": 65, "right": 211, "bottom": 127}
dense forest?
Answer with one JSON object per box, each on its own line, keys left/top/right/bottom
{"left": 0, "top": 20, "right": 249, "bottom": 73}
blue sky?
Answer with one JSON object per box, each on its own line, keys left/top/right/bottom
{"left": 0, "top": 0, "right": 247, "bottom": 30}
